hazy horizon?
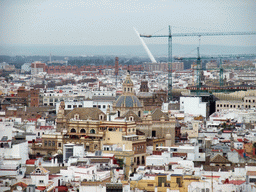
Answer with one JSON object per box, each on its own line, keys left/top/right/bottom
{"left": 1, "top": 43, "right": 255, "bottom": 57}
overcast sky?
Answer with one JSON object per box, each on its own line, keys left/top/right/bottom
{"left": 0, "top": 0, "right": 255, "bottom": 46}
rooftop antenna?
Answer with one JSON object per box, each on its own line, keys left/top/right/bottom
{"left": 134, "top": 27, "right": 157, "bottom": 63}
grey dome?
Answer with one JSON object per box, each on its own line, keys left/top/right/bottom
{"left": 116, "top": 95, "right": 142, "bottom": 108}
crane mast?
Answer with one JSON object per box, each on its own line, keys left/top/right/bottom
{"left": 140, "top": 26, "right": 256, "bottom": 101}
{"left": 174, "top": 52, "right": 256, "bottom": 91}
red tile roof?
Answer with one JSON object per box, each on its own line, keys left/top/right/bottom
{"left": 55, "top": 186, "right": 68, "bottom": 192}
{"left": 14, "top": 182, "right": 28, "bottom": 188}
{"left": 228, "top": 180, "right": 246, "bottom": 185}
{"left": 26, "top": 159, "right": 37, "bottom": 165}
{"left": 37, "top": 186, "right": 46, "bottom": 191}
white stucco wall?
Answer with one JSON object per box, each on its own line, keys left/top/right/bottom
{"left": 180, "top": 97, "right": 207, "bottom": 117}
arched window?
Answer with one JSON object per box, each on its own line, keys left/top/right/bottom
{"left": 80, "top": 129, "right": 86, "bottom": 133}
{"left": 129, "top": 116, "right": 134, "bottom": 121}
{"left": 138, "top": 111, "right": 141, "bottom": 117}
{"left": 48, "top": 141, "right": 51, "bottom": 146}
{"left": 71, "top": 128, "right": 76, "bottom": 133}
{"left": 118, "top": 111, "right": 120, "bottom": 117}
{"left": 128, "top": 88, "right": 130, "bottom": 92}
{"left": 90, "top": 129, "right": 95, "bottom": 134}
{"left": 74, "top": 114, "right": 79, "bottom": 120}
{"left": 99, "top": 114, "right": 104, "bottom": 120}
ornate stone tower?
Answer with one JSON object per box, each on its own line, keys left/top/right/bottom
{"left": 56, "top": 101, "right": 66, "bottom": 132}
{"left": 140, "top": 80, "right": 149, "bottom": 92}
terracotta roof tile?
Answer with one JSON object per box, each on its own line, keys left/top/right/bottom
{"left": 66, "top": 107, "right": 106, "bottom": 121}
{"left": 151, "top": 108, "right": 169, "bottom": 121}
{"left": 210, "top": 154, "right": 231, "bottom": 163}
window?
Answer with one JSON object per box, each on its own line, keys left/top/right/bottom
{"left": 99, "top": 114, "right": 104, "bottom": 120}
{"left": 90, "top": 129, "right": 95, "bottom": 134}
{"left": 93, "top": 105, "right": 97, "bottom": 108}
{"left": 67, "top": 105, "right": 71, "bottom": 108}
{"left": 80, "top": 129, "right": 86, "bottom": 133}
{"left": 71, "top": 128, "right": 76, "bottom": 133}
{"left": 44, "top": 141, "right": 47, "bottom": 146}
{"left": 39, "top": 180, "right": 44, "bottom": 184}
{"left": 58, "top": 143, "right": 61, "bottom": 147}
{"left": 48, "top": 141, "right": 51, "bottom": 146}
{"left": 103, "top": 105, "right": 106, "bottom": 109}
{"left": 52, "top": 141, "right": 55, "bottom": 147}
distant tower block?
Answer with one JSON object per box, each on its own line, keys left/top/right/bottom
{"left": 115, "top": 57, "right": 119, "bottom": 76}
{"left": 115, "top": 57, "right": 119, "bottom": 86}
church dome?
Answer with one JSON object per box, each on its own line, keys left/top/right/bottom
{"left": 115, "top": 95, "right": 142, "bottom": 108}
{"left": 123, "top": 74, "right": 133, "bottom": 86}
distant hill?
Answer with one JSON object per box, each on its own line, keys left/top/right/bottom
{"left": 0, "top": 44, "right": 255, "bottom": 57}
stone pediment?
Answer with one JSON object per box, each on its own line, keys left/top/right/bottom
{"left": 210, "top": 154, "right": 230, "bottom": 163}
{"left": 121, "top": 110, "right": 142, "bottom": 122}
{"left": 31, "top": 166, "right": 49, "bottom": 175}
{"left": 151, "top": 108, "right": 168, "bottom": 121}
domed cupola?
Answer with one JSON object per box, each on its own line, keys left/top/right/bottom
{"left": 113, "top": 72, "right": 144, "bottom": 118}
{"left": 122, "top": 73, "right": 134, "bottom": 95}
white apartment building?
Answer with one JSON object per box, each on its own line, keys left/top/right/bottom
{"left": 180, "top": 97, "right": 208, "bottom": 117}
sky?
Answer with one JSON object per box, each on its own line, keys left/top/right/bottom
{"left": 0, "top": 0, "right": 256, "bottom": 47}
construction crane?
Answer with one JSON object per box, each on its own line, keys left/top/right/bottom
{"left": 174, "top": 50, "right": 256, "bottom": 92}
{"left": 140, "top": 26, "right": 256, "bottom": 101}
